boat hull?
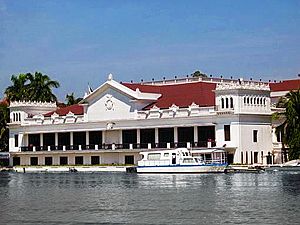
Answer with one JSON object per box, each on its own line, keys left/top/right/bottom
{"left": 136, "top": 164, "right": 227, "bottom": 173}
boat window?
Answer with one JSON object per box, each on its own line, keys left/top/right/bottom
{"left": 164, "top": 153, "right": 169, "bottom": 157}
{"left": 148, "top": 153, "right": 161, "bottom": 160}
{"left": 183, "top": 158, "right": 195, "bottom": 163}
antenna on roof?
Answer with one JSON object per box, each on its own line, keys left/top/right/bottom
{"left": 87, "top": 83, "right": 93, "bottom": 94}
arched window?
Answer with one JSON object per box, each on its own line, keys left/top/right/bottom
{"left": 225, "top": 98, "right": 229, "bottom": 108}
{"left": 263, "top": 98, "right": 266, "bottom": 106}
{"left": 250, "top": 97, "right": 253, "bottom": 105}
{"left": 244, "top": 97, "right": 246, "bottom": 104}
{"left": 13, "top": 113, "right": 15, "bottom": 122}
{"left": 247, "top": 97, "right": 250, "bottom": 104}
{"left": 221, "top": 98, "right": 224, "bottom": 109}
{"left": 19, "top": 113, "right": 21, "bottom": 121}
{"left": 260, "top": 98, "right": 263, "bottom": 105}
{"left": 230, "top": 97, "right": 233, "bottom": 108}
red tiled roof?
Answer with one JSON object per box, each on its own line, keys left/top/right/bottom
{"left": 270, "top": 79, "right": 300, "bottom": 92}
{"left": 44, "top": 104, "right": 84, "bottom": 117}
{"left": 123, "top": 82, "right": 216, "bottom": 109}
{"left": 0, "top": 98, "right": 9, "bottom": 106}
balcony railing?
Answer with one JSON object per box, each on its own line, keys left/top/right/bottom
{"left": 20, "top": 141, "right": 216, "bottom": 152}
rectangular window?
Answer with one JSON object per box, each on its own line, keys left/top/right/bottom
{"left": 224, "top": 125, "right": 231, "bottom": 141}
{"left": 91, "top": 156, "right": 100, "bottom": 165}
{"left": 60, "top": 157, "right": 68, "bottom": 165}
{"left": 241, "top": 152, "right": 244, "bottom": 164}
{"left": 30, "top": 157, "right": 38, "bottom": 166}
{"left": 14, "top": 134, "right": 18, "bottom": 147}
{"left": 75, "top": 156, "right": 84, "bottom": 165}
{"left": 253, "top": 130, "right": 258, "bottom": 142}
{"left": 147, "top": 153, "right": 161, "bottom": 160}
{"left": 254, "top": 152, "right": 258, "bottom": 164}
{"left": 276, "top": 130, "right": 283, "bottom": 142}
{"left": 13, "top": 157, "right": 20, "bottom": 166}
{"left": 45, "top": 157, "right": 53, "bottom": 166}
{"left": 125, "top": 155, "right": 134, "bottom": 165}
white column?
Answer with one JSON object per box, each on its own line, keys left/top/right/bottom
{"left": 55, "top": 133, "right": 58, "bottom": 146}
{"left": 86, "top": 131, "right": 89, "bottom": 146}
{"left": 70, "top": 132, "right": 73, "bottom": 146}
{"left": 194, "top": 126, "right": 198, "bottom": 143}
{"left": 119, "top": 130, "right": 122, "bottom": 144}
{"left": 24, "top": 134, "right": 29, "bottom": 146}
{"left": 40, "top": 133, "right": 43, "bottom": 147}
{"left": 174, "top": 127, "right": 178, "bottom": 143}
{"left": 102, "top": 131, "right": 106, "bottom": 144}
{"left": 155, "top": 128, "right": 159, "bottom": 144}
{"left": 137, "top": 129, "right": 140, "bottom": 144}
{"left": 19, "top": 133, "right": 24, "bottom": 148}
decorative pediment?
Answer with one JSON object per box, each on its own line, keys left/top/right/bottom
{"left": 33, "top": 114, "right": 44, "bottom": 124}
{"left": 82, "top": 74, "right": 161, "bottom": 103}
{"left": 188, "top": 102, "right": 200, "bottom": 116}
{"left": 51, "top": 112, "right": 62, "bottom": 124}
{"left": 150, "top": 105, "right": 160, "bottom": 111}
{"left": 148, "top": 105, "right": 162, "bottom": 118}
{"left": 65, "top": 111, "right": 77, "bottom": 123}
{"left": 169, "top": 104, "right": 179, "bottom": 117}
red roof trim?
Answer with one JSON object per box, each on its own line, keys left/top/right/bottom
{"left": 123, "top": 82, "right": 216, "bottom": 109}
{"left": 270, "top": 79, "right": 300, "bottom": 92}
{"left": 44, "top": 104, "right": 84, "bottom": 117}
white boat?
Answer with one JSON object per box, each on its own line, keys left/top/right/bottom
{"left": 265, "top": 159, "right": 300, "bottom": 172}
{"left": 137, "top": 148, "right": 228, "bottom": 173}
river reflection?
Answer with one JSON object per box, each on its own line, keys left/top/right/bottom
{"left": 0, "top": 172, "right": 299, "bottom": 225}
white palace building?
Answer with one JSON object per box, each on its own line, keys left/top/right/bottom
{"left": 8, "top": 74, "right": 300, "bottom": 166}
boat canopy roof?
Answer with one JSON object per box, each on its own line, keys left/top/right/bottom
{"left": 139, "top": 148, "right": 189, "bottom": 155}
{"left": 191, "top": 148, "right": 226, "bottom": 154}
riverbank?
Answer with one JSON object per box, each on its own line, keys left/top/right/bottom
{"left": 2, "top": 165, "right": 130, "bottom": 173}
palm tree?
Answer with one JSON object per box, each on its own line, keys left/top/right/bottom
{"left": 65, "top": 93, "right": 83, "bottom": 106}
{"left": 27, "top": 72, "right": 60, "bottom": 102}
{"left": 4, "top": 73, "right": 30, "bottom": 101}
{"left": 275, "top": 89, "right": 300, "bottom": 160}
{"left": 0, "top": 103, "right": 9, "bottom": 151}
{"left": 5, "top": 72, "right": 60, "bottom": 102}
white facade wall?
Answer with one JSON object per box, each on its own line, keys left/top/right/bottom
{"left": 87, "top": 89, "right": 137, "bottom": 121}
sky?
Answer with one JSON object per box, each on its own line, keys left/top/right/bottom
{"left": 0, "top": 0, "right": 299, "bottom": 101}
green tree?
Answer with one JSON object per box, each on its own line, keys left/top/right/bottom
{"left": 5, "top": 72, "right": 60, "bottom": 102}
{"left": 4, "top": 73, "right": 30, "bottom": 101}
{"left": 275, "top": 89, "right": 300, "bottom": 160}
{"left": 191, "top": 70, "right": 208, "bottom": 78}
{"left": 27, "top": 72, "right": 60, "bottom": 102}
{"left": 65, "top": 93, "right": 83, "bottom": 106}
{"left": 0, "top": 103, "right": 9, "bottom": 152}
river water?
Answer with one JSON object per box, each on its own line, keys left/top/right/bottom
{"left": 0, "top": 171, "right": 299, "bottom": 225}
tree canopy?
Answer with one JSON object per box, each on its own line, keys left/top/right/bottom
{"left": 191, "top": 70, "right": 208, "bottom": 78}
{"left": 275, "top": 89, "right": 300, "bottom": 160}
{"left": 65, "top": 93, "right": 83, "bottom": 106}
{"left": 4, "top": 72, "right": 60, "bottom": 102}
{"left": 0, "top": 103, "right": 9, "bottom": 151}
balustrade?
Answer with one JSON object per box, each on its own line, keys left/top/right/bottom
{"left": 19, "top": 140, "right": 216, "bottom": 152}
